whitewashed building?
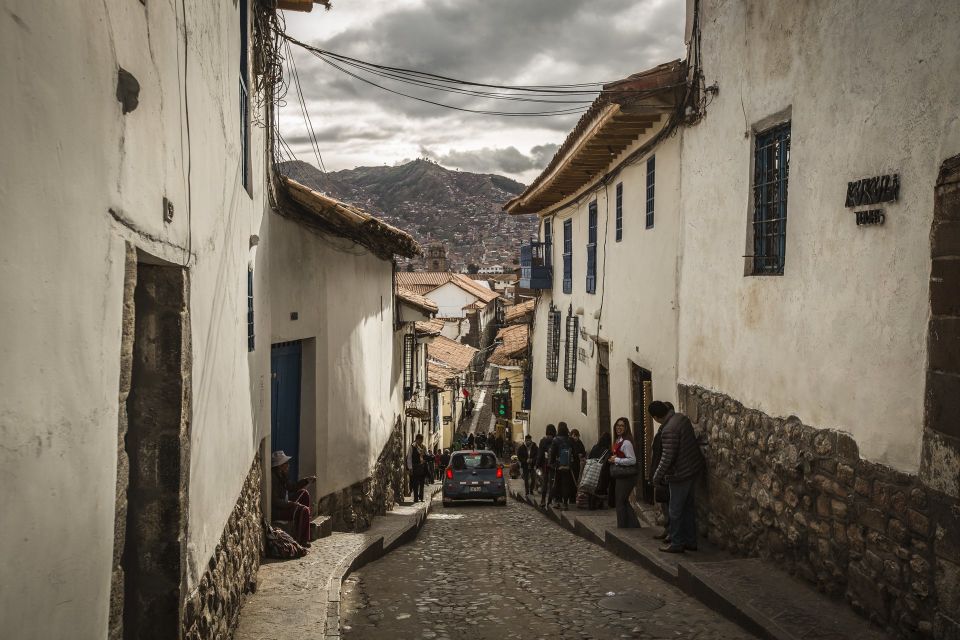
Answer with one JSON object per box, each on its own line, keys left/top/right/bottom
{"left": 395, "top": 271, "right": 501, "bottom": 349}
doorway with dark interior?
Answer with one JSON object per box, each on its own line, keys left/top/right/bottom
{"left": 596, "top": 343, "right": 611, "bottom": 440}
{"left": 271, "top": 341, "right": 303, "bottom": 484}
{"left": 630, "top": 363, "right": 653, "bottom": 503}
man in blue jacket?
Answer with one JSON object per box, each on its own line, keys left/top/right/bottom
{"left": 650, "top": 401, "right": 705, "bottom": 553}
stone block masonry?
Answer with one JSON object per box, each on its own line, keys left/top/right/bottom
{"left": 181, "top": 455, "right": 263, "bottom": 640}
{"left": 678, "top": 385, "right": 960, "bottom": 640}
{"left": 318, "top": 416, "right": 406, "bottom": 532}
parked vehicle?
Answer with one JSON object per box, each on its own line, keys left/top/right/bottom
{"left": 442, "top": 450, "right": 507, "bottom": 506}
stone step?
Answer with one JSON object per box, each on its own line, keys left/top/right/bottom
{"left": 310, "top": 514, "right": 333, "bottom": 541}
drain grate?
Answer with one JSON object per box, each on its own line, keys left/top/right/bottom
{"left": 597, "top": 592, "right": 666, "bottom": 613}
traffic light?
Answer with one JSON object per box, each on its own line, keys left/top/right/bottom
{"left": 495, "top": 392, "right": 512, "bottom": 419}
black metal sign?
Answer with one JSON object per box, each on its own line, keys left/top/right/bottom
{"left": 855, "top": 209, "right": 885, "bottom": 226}
{"left": 845, "top": 174, "right": 899, "bottom": 207}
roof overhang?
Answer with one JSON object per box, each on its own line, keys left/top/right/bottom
{"left": 504, "top": 60, "right": 686, "bottom": 216}
{"left": 276, "top": 0, "right": 331, "bottom": 12}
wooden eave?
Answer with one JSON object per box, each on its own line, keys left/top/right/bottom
{"left": 503, "top": 60, "right": 686, "bottom": 216}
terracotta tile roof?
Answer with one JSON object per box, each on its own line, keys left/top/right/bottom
{"left": 489, "top": 324, "right": 529, "bottom": 367}
{"left": 428, "top": 335, "right": 478, "bottom": 373}
{"left": 278, "top": 177, "right": 420, "bottom": 259}
{"left": 427, "top": 360, "right": 457, "bottom": 389}
{"left": 395, "top": 271, "right": 500, "bottom": 305}
{"left": 449, "top": 273, "right": 499, "bottom": 303}
{"left": 504, "top": 298, "right": 535, "bottom": 324}
{"left": 504, "top": 60, "right": 686, "bottom": 216}
{"left": 396, "top": 285, "right": 438, "bottom": 314}
{"left": 414, "top": 318, "right": 444, "bottom": 336}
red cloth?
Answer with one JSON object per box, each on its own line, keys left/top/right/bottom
{"left": 613, "top": 438, "right": 629, "bottom": 458}
{"left": 274, "top": 488, "right": 311, "bottom": 545}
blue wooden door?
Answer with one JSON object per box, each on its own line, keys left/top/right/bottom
{"left": 271, "top": 341, "right": 302, "bottom": 481}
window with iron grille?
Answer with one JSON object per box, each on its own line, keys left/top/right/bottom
{"left": 543, "top": 219, "right": 553, "bottom": 267}
{"left": 545, "top": 307, "right": 561, "bottom": 381}
{"left": 615, "top": 183, "right": 623, "bottom": 242}
{"left": 403, "top": 333, "right": 415, "bottom": 400}
{"left": 586, "top": 201, "right": 597, "bottom": 294}
{"left": 645, "top": 156, "right": 655, "bottom": 229}
{"left": 750, "top": 123, "right": 790, "bottom": 275}
{"left": 247, "top": 268, "right": 255, "bottom": 351}
{"left": 562, "top": 219, "right": 573, "bottom": 294}
{"left": 563, "top": 310, "right": 578, "bottom": 392}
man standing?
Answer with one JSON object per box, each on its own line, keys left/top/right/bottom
{"left": 650, "top": 401, "right": 705, "bottom": 553}
{"left": 406, "top": 433, "right": 427, "bottom": 503}
{"left": 516, "top": 434, "right": 539, "bottom": 495}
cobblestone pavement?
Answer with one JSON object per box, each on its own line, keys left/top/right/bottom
{"left": 341, "top": 501, "right": 756, "bottom": 640}
{"left": 467, "top": 366, "right": 496, "bottom": 434}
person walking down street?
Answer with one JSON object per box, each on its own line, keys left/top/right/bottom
{"left": 550, "top": 422, "right": 578, "bottom": 510}
{"left": 424, "top": 446, "right": 435, "bottom": 484}
{"left": 271, "top": 450, "right": 316, "bottom": 546}
{"left": 587, "top": 431, "right": 612, "bottom": 510}
{"left": 536, "top": 424, "right": 556, "bottom": 508}
{"left": 516, "top": 434, "right": 539, "bottom": 495}
{"left": 650, "top": 401, "right": 706, "bottom": 553}
{"left": 406, "top": 434, "right": 428, "bottom": 503}
{"left": 467, "top": 432, "right": 475, "bottom": 450}
{"left": 433, "top": 448, "right": 442, "bottom": 482}
{"left": 570, "top": 429, "right": 587, "bottom": 476}
{"left": 495, "top": 433, "right": 504, "bottom": 458}
{"left": 650, "top": 403, "right": 673, "bottom": 541}
{"left": 608, "top": 417, "right": 641, "bottom": 528}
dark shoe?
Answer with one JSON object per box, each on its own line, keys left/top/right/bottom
{"left": 302, "top": 541, "right": 312, "bottom": 548}
{"left": 652, "top": 531, "right": 669, "bottom": 540}
{"left": 659, "top": 544, "right": 685, "bottom": 553}
{"left": 538, "top": 501, "right": 546, "bottom": 508}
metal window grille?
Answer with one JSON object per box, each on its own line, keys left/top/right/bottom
{"left": 586, "top": 201, "right": 598, "bottom": 294}
{"left": 751, "top": 123, "right": 790, "bottom": 275}
{"left": 403, "top": 333, "right": 415, "bottom": 400}
{"left": 247, "top": 268, "right": 255, "bottom": 351}
{"left": 522, "top": 372, "right": 532, "bottom": 410}
{"left": 645, "top": 156, "right": 655, "bottom": 229}
{"left": 545, "top": 307, "right": 561, "bottom": 381}
{"left": 543, "top": 219, "right": 553, "bottom": 267}
{"left": 563, "top": 309, "right": 578, "bottom": 392}
{"left": 615, "top": 183, "right": 623, "bottom": 242}
{"left": 562, "top": 219, "right": 573, "bottom": 294}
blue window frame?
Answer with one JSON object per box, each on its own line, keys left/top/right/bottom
{"left": 247, "top": 268, "right": 255, "bottom": 351}
{"left": 615, "top": 183, "right": 623, "bottom": 242}
{"left": 543, "top": 219, "right": 553, "bottom": 267}
{"left": 645, "top": 156, "right": 655, "bottom": 229}
{"left": 751, "top": 123, "right": 791, "bottom": 275}
{"left": 586, "top": 201, "right": 597, "bottom": 294}
{"left": 562, "top": 219, "right": 572, "bottom": 294}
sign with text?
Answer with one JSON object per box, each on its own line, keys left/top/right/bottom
{"left": 845, "top": 174, "right": 899, "bottom": 208}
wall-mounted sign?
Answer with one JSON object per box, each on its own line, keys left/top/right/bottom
{"left": 515, "top": 411, "right": 529, "bottom": 421}
{"left": 442, "top": 416, "right": 451, "bottom": 424}
{"left": 855, "top": 209, "right": 885, "bottom": 226}
{"left": 845, "top": 174, "right": 899, "bottom": 208}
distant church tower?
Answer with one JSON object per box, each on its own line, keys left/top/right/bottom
{"left": 422, "top": 242, "right": 449, "bottom": 272}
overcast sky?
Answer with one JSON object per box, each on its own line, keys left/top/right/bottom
{"left": 280, "top": 0, "right": 686, "bottom": 183}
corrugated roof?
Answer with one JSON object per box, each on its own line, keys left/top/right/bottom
{"left": 489, "top": 324, "right": 529, "bottom": 367}
{"left": 504, "top": 60, "right": 686, "bottom": 216}
{"left": 504, "top": 298, "right": 535, "bottom": 324}
{"left": 396, "top": 285, "right": 438, "bottom": 314}
{"left": 428, "top": 335, "right": 478, "bottom": 373}
{"left": 277, "top": 177, "right": 421, "bottom": 259}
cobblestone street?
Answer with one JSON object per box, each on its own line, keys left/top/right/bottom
{"left": 341, "top": 499, "right": 755, "bottom": 640}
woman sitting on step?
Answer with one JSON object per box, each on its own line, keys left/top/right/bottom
{"left": 271, "top": 450, "right": 316, "bottom": 547}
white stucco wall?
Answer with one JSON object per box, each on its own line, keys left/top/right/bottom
{"left": 427, "top": 281, "right": 477, "bottom": 318}
{"left": 528, "top": 125, "right": 682, "bottom": 452}
{"left": 269, "top": 213, "right": 399, "bottom": 499}
{"left": 678, "top": 0, "right": 960, "bottom": 472}
{"left": 0, "top": 1, "right": 269, "bottom": 636}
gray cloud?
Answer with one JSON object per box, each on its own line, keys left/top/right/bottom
{"left": 419, "top": 143, "right": 560, "bottom": 175}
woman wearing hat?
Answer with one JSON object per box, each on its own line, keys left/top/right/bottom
{"left": 271, "top": 450, "right": 316, "bottom": 546}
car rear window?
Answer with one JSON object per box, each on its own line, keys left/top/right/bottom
{"left": 451, "top": 453, "right": 497, "bottom": 470}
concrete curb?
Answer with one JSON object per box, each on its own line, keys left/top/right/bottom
{"left": 322, "top": 487, "right": 440, "bottom": 639}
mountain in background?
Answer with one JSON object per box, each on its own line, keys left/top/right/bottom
{"left": 280, "top": 159, "right": 537, "bottom": 271}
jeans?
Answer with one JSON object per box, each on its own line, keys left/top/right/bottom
{"left": 667, "top": 476, "right": 698, "bottom": 547}
{"left": 539, "top": 468, "right": 554, "bottom": 504}
{"left": 411, "top": 473, "right": 425, "bottom": 502}
{"left": 614, "top": 477, "right": 640, "bottom": 528}
{"left": 522, "top": 464, "right": 535, "bottom": 494}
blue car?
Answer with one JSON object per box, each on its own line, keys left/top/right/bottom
{"left": 442, "top": 450, "right": 507, "bottom": 506}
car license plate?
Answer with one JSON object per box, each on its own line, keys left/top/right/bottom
{"left": 469, "top": 487, "right": 482, "bottom": 493}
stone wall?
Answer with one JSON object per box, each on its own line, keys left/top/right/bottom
{"left": 181, "top": 454, "right": 263, "bottom": 640}
{"left": 679, "top": 385, "right": 960, "bottom": 640}
{"left": 318, "top": 416, "right": 406, "bottom": 532}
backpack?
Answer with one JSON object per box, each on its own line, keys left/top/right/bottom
{"left": 556, "top": 441, "right": 572, "bottom": 470}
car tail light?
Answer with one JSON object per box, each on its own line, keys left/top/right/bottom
{"left": 446, "top": 468, "right": 453, "bottom": 480}
{"left": 496, "top": 466, "right": 503, "bottom": 479}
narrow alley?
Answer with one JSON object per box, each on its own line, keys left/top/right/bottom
{"left": 341, "top": 501, "right": 752, "bottom": 640}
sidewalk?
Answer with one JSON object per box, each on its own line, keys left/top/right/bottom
{"left": 508, "top": 478, "right": 892, "bottom": 640}
{"left": 234, "top": 487, "right": 440, "bottom": 640}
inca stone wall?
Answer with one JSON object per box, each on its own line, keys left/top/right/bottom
{"left": 319, "top": 416, "right": 406, "bottom": 532}
{"left": 679, "top": 385, "right": 960, "bottom": 640}
{"left": 181, "top": 454, "right": 263, "bottom": 640}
